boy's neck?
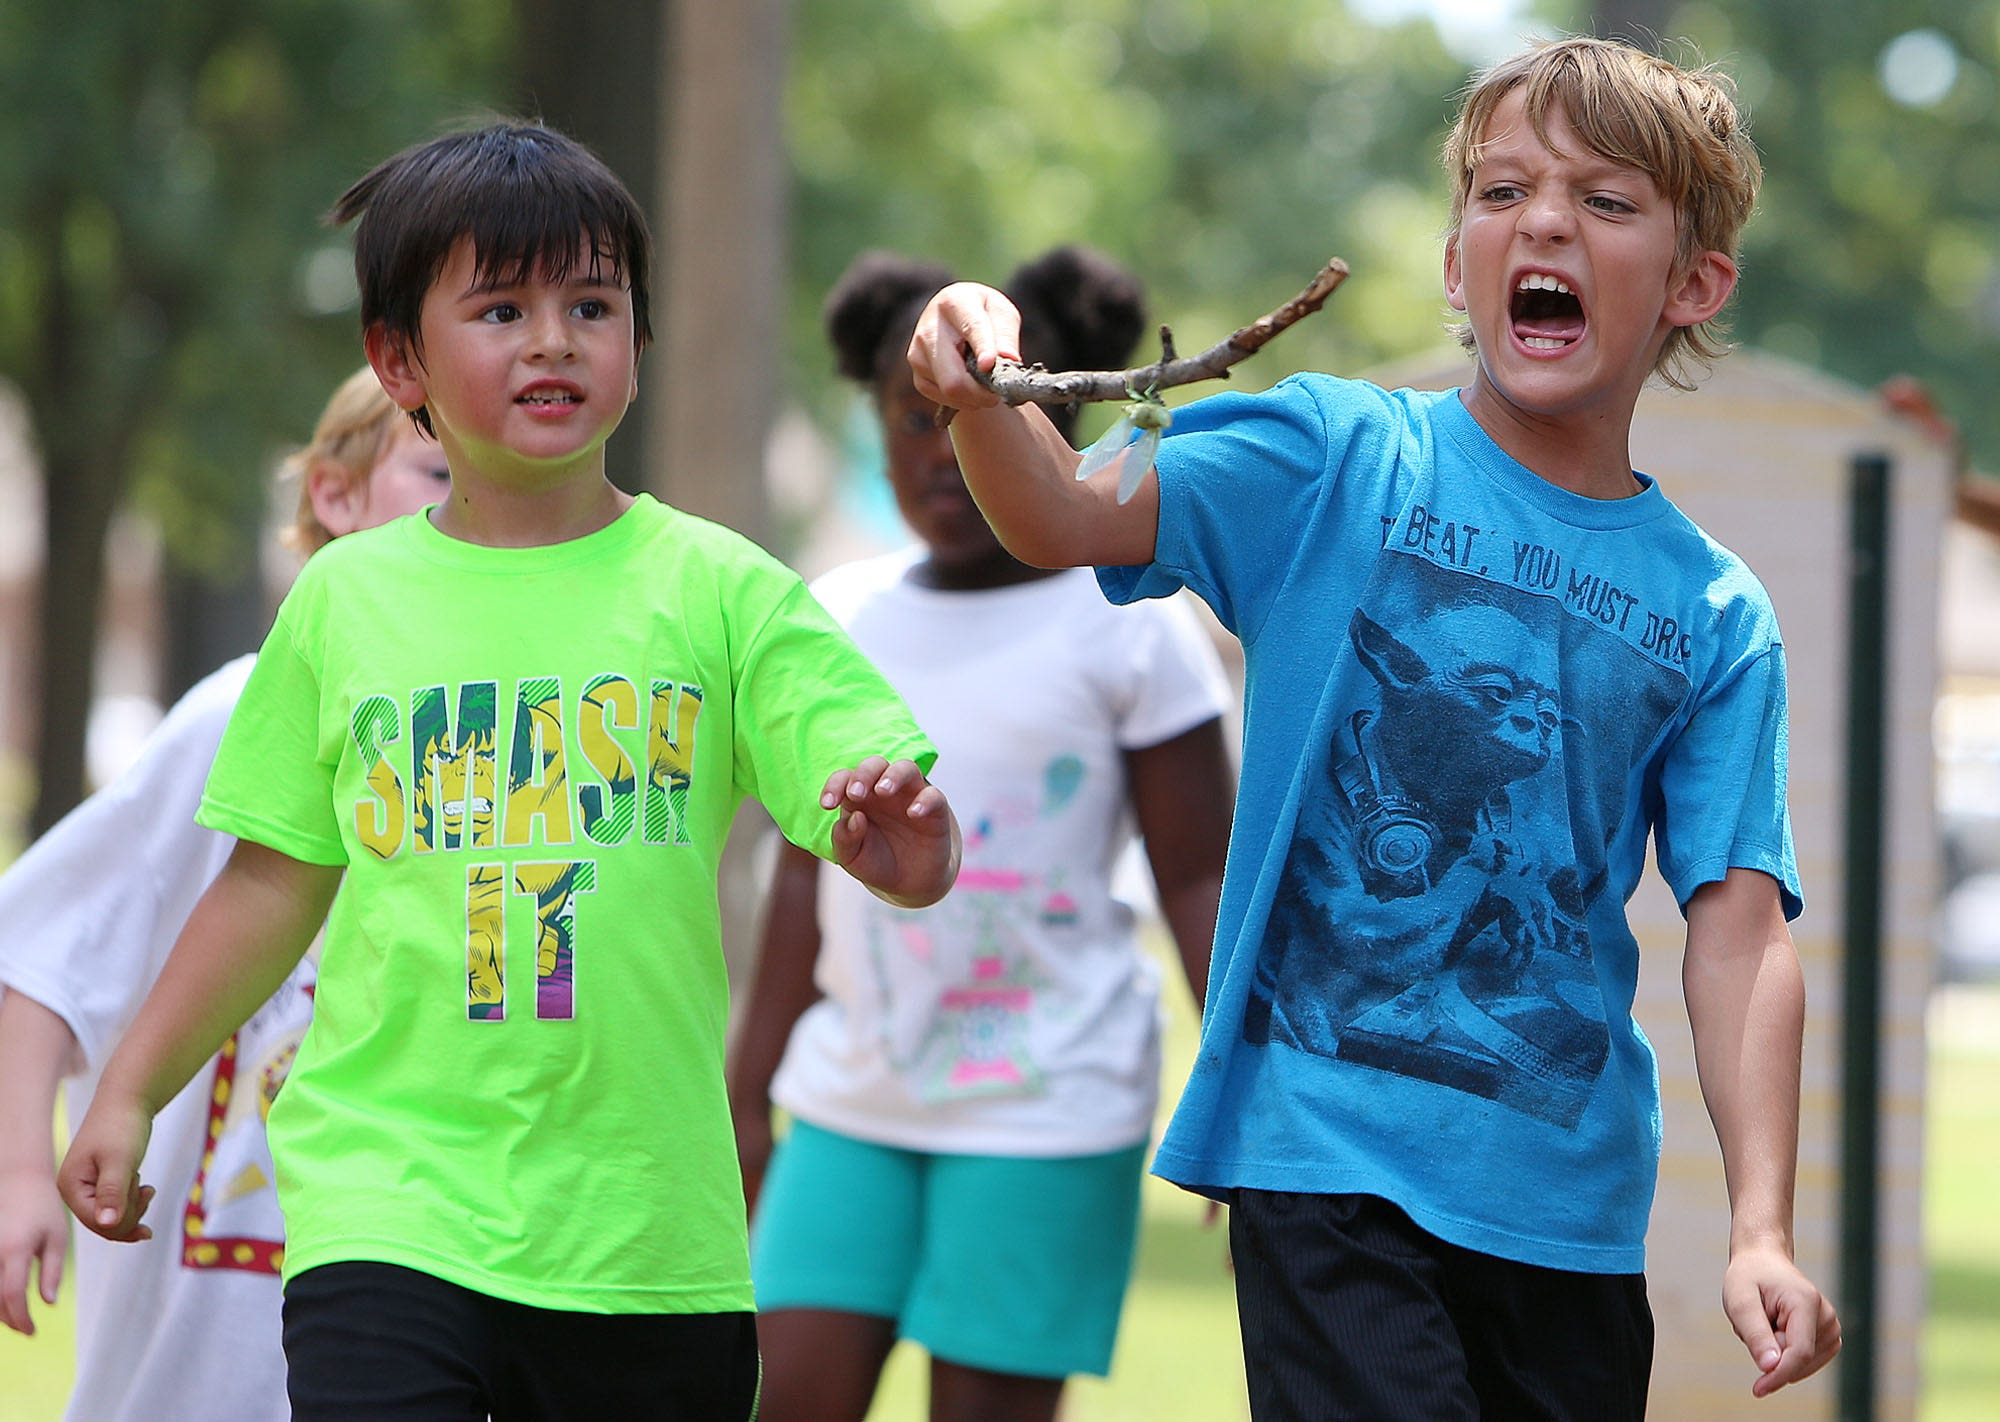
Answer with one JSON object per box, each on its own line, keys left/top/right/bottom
{"left": 1458, "top": 384, "right": 1645, "bottom": 500}
{"left": 429, "top": 467, "right": 636, "bottom": 548}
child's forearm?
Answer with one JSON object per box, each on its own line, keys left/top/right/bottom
{"left": 1683, "top": 869, "right": 1805, "bottom": 1252}
{"left": 1127, "top": 721, "right": 1235, "bottom": 1008}
{"left": 1683, "top": 869, "right": 1840, "bottom": 1394}
{"left": 0, "top": 990, "right": 75, "bottom": 1333}
{"left": 949, "top": 405, "right": 1159, "bottom": 570}
{"left": 948, "top": 404, "right": 1084, "bottom": 562}
{"left": 0, "top": 992, "right": 74, "bottom": 1179}
{"left": 95, "top": 841, "right": 340, "bottom": 1116}
{"left": 910, "top": 280, "right": 1160, "bottom": 568}
{"left": 727, "top": 844, "right": 824, "bottom": 1115}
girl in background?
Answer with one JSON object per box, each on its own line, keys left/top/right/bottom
{"left": 732, "top": 247, "right": 1235, "bottom": 1422}
{"left": 0, "top": 368, "right": 447, "bottom": 1422}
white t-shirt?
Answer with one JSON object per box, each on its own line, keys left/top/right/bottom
{"left": 0, "top": 654, "right": 309, "bottom": 1422}
{"left": 772, "top": 555, "right": 1231, "bottom": 1156}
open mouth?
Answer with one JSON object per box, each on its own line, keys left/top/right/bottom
{"left": 517, "top": 388, "right": 581, "bottom": 408}
{"left": 1510, "top": 273, "right": 1585, "bottom": 351}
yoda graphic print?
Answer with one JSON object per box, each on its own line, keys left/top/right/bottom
{"left": 1249, "top": 554, "right": 1684, "bottom": 1130}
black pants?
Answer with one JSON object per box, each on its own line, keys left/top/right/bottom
{"left": 283, "top": 1262, "right": 762, "bottom": 1421}
{"left": 1230, "top": 1191, "right": 1653, "bottom": 1421}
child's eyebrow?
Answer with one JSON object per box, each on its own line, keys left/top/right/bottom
{"left": 1472, "top": 143, "right": 1650, "bottom": 186}
{"left": 458, "top": 266, "right": 523, "bottom": 298}
{"left": 455, "top": 266, "right": 626, "bottom": 299}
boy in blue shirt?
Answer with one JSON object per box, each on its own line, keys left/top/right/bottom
{"left": 59, "top": 121, "right": 960, "bottom": 1421}
{"left": 910, "top": 35, "right": 1839, "bottom": 1420}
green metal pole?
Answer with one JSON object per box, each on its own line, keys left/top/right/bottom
{"left": 1838, "top": 452, "right": 1891, "bottom": 1422}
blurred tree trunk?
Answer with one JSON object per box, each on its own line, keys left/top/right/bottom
{"left": 515, "top": 0, "right": 666, "bottom": 496}
{"left": 648, "top": 0, "right": 788, "bottom": 547}
{"left": 161, "top": 549, "right": 267, "bottom": 704}
{"left": 30, "top": 439, "right": 119, "bottom": 839}
{"left": 23, "top": 185, "right": 164, "bottom": 837}
{"left": 513, "top": 0, "right": 790, "bottom": 998}
{"left": 649, "top": 0, "right": 791, "bottom": 1006}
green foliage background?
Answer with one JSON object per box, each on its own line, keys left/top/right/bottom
{"left": 7, "top": 0, "right": 1999, "bottom": 606}
{"left": 1669, "top": 0, "right": 2000, "bottom": 468}
{"left": 787, "top": 0, "right": 1468, "bottom": 427}
{"left": 0, "top": 0, "right": 512, "bottom": 577}
{"left": 788, "top": 0, "right": 2000, "bottom": 476}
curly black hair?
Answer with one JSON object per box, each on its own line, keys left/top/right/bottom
{"left": 823, "top": 245, "right": 1146, "bottom": 440}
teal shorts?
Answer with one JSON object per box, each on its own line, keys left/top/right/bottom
{"left": 750, "top": 1118, "right": 1147, "bottom": 1379}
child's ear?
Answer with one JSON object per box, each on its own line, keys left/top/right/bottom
{"left": 1664, "top": 249, "right": 1738, "bottom": 329}
{"left": 365, "top": 324, "right": 428, "bottom": 414}
{"left": 306, "top": 460, "right": 366, "bottom": 539}
{"left": 1443, "top": 235, "right": 1468, "bottom": 313}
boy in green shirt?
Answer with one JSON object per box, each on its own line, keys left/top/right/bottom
{"left": 59, "top": 122, "right": 959, "bottom": 1421}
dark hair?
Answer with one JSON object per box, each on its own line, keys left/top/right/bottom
{"left": 330, "top": 121, "right": 652, "bottom": 432}
{"left": 823, "top": 245, "right": 1146, "bottom": 440}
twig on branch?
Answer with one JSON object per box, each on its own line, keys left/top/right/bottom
{"left": 969, "top": 257, "right": 1350, "bottom": 407}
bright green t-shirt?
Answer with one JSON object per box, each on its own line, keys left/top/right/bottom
{"left": 198, "top": 495, "right": 934, "bottom": 1313}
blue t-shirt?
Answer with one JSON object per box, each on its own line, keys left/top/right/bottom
{"left": 1100, "top": 374, "right": 1801, "bottom": 1273}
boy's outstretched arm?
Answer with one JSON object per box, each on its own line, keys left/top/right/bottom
{"left": 909, "top": 283, "right": 1160, "bottom": 571}
{"left": 819, "top": 756, "right": 959, "bottom": 909}
{"left": 57, "top": 842, "right": 341, "bottom": 1243}
{"left": 0, "top": 991, "right": 76, "bottom": 1335}
{"left": 1683, "top": 867, "right": 1841, "bottom": 1398}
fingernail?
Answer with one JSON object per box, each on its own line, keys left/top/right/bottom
{"left": 99, "top": 1208, "right": 116, "bottom": 1225}
{"left": 876, "top": 779, "right": 894, "bottom": 794}
{"left": 1759, "top": 1348, "right": 1780, "bottom": 1370}
{"left": 848, "top": 782, "right": 866, "bottom": 799}
{"left": 821, "top": 792, "right": 837, "bottom": 808}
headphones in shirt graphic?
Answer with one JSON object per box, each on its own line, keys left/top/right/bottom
{"left": 1330, "top": 711, "right": 1441, "bottom": 893}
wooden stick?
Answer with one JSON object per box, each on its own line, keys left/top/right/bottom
{"left": 968, "top": 257, "right": 1349, "bottom": 406}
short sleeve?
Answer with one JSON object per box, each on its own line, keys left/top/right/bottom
{"left": 1654, "top": 643, "right": 1803, "bottom": 920}
{"left": 731, "top": 576, "right": 937, "bottom": 861}
{"left": 1097, "top": 376, "right": 1334, "bottom": 637}
{"left": 198, "top": 611, "right": 347, "bottom": 865}
{"left": 1111, "top": 595, "right": 1233, "bottom": 751}
{"left": 0, "top": 659, "right": 247, "bottom": 1068}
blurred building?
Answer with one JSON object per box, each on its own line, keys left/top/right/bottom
{"left": 1935, "top": 514, "right": 2000, "bottom": 983}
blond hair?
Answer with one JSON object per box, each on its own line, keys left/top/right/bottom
{"left": 1441, "top": 36, "right": 1762, "bottom": 389}
{"left": 279, "top": 368, "right": 404, "bottom": 553}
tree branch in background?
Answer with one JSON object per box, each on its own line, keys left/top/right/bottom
{"left": 968, "top": 257, "right": 1350, "bottom": 407}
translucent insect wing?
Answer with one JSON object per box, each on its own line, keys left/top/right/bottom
{"left": 1076, "top": 413, "right": 1136, "bottom": 481}
{"left": 1115, "top": 425, "right": 1162, "bottom": 504}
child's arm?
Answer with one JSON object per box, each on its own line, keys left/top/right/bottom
{"left": 819, "top": 755, "right": 960, "bottom": 910}
{"left": 909, "top": 283, "right": 1161, "bottom": 570}
{"left": 726, "top": 841, "right": 824, "bottom": 1212}
{"left": 56, "top": 841, "right": 341, "bottom": 1242}
{"left": 0, "top": 991, "right": 76, "bottom": 1335}
{"left": 1126, "top": 719, "right": 1234, "bottom": 1007}
{"left": 1683, "top": 867, "right": 1841, "bottom": 1398}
